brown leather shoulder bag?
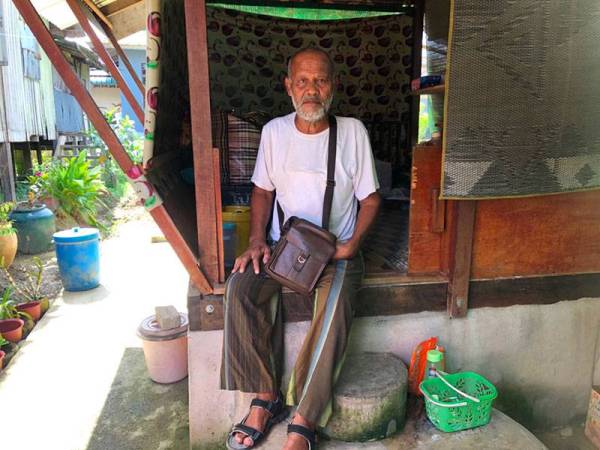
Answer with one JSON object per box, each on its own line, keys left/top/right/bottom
{"left": 264, "top": 116, "right": 338, "bottom": 296}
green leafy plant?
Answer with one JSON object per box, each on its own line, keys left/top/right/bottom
{"left": 87, "top": 108, "right": 143, "bottom": 198}
{"left": 0, "top": 334, "right": 8, "bottom": 348}
{"left": 28, "top": 151, "right": 107, "bottom": 227}
{"left": 1, "top": 256, "right": 45, "bottom": 304}
{"left": 0, "top": 287, "right": 30, "bottom": 321}
{"left": 0, "top": 202, "right": 16, "bottom": 237}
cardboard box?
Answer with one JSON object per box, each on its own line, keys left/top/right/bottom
{"left": 585, "top": 386, "right": 600, "bottom": 449}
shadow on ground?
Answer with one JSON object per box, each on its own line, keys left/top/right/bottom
{"left": 86, "top": 348, "right": 189, "bottom": 450}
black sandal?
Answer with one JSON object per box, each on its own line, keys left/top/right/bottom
{"left": 287, "top": 423, "right": 317, "bottom": 450}
{"left": 226, "top": 391, "right": 288, "bottom": 449}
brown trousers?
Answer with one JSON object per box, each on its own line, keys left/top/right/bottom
{"left": 220, "top": 254, "right": 364, "bottom": 426}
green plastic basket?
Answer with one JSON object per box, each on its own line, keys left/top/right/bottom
{"left": 420, "top": 371, "right": 498, "bottom": 432}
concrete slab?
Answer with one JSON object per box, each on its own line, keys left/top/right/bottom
{"left": 257, "top": 409, "right": 547, "bottom": 450}
{"left": 0, "top": 211, "right": 190, "bottom": 450}
{"left": 189, "top": 298, "right": 600, "bottom": 447}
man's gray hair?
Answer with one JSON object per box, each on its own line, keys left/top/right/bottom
{"left": 287, "top": 47, "right": 335, "bottom": 78}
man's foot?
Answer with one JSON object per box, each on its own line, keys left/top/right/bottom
{"left": 234, "top": 392, "right": 278, "bottom": 447}
{"left": 284, "top": 414, "right": 315, "bottom": 450}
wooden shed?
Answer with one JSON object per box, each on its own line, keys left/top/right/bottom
{"left": 15, "top": 0, "right": 600, "bottom": 447}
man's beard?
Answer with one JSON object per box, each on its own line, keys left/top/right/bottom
{"left": 292, "top": 94, "right": 333, "bottom": 123}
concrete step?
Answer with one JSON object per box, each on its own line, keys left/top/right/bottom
{"left": 322, "top": 352, "right": 407, "bottom": 442}
{"left": 261, "top": 409, "right": 547, "bottom": 449}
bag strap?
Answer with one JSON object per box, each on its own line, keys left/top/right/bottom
{"left": 277, "top": 115, "right": 337, "bottom": 230}
{"left": 322, "top": 115, "right": 337, "bottom": 230}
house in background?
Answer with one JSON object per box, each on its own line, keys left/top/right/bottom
{"left": 89, "top": 31, "right": 146, "bottom": 132}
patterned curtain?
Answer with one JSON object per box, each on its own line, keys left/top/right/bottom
{"left": 206, "top": 7, "right": 413, "bottom": 125}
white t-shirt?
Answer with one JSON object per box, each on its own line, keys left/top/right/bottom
{"left": 251, "top": 112, "right": 379, "bottom": 242}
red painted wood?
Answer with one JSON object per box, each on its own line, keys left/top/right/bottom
{"left": 65, "top": 0, "right": 144, "bottom": 124}
{"left": 472, "top": 191, "right": 600, "bottom": 278}
{"left": 13, "top": 0, "right": 134, "bottom": 172}
{"left": 14, "top": 0, "right": 213, "bottom": 294}
{"left": 408, "top": 144, "right": 446, "bottom": 274}
{"left": 184, "top": 0, "right": 220, "bottom": 284}
{"left": 446, "top": 200, "right": 476, "bottom": 318}
{"left": 97, "top": 16, "right": 145, "bottom": 97}
{"left": 150, "top": 206, "right": 213, "bottom": 294}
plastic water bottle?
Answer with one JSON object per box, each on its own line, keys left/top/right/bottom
{"left": 426, "top": 349, "right": 445, "bottom": 379}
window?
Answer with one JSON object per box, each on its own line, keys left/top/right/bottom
{"left": 21, "top": 22, "right": 40, "bottom": 80}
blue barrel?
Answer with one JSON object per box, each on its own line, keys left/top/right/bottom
{"left": 53, "top": 227, "right": 100, "bottom": 291}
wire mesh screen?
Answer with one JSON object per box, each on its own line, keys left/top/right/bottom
{"left": 442, "top": 0, "right": 600, "bottom": 199}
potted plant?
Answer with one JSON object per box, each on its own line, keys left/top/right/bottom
{"left": 1, "top": 256, "right": 47, "bottom": 320}
{"left": 0, "top": 202, "right": 17, "bottom": 268}
{"left": 0, "top": 335, "right": 8, "bottom": 370}
{"left": 0, "top": 287, "right": 30, "bottom": 342}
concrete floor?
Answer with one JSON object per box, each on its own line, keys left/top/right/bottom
{"left": 0, "top": 210, "right": 190, "bottom": 450}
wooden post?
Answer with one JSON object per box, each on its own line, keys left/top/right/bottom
{"left": 185, "top": 0, "right": 220, "bottom": 284}
{"left": 65, "top": 0, "right": 144, "bottom": 124}
{"left": 96, "top": 17, "right": 145, "bottom": 97}
{"left": 0, "top": 143, "right": 16, "bottom": 201}
{"left": 13, "top": 0, "right": 213, "bottom": 294}
{"left": 446, "top": 200, "right": 477, "bottom": 318}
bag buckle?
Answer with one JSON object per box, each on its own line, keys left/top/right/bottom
{"left": 293, "top": 252, "right": 309, "bottom": 271}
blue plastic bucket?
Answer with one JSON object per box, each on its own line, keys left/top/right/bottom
{"left": 53, "top": 227, "right": 100, "bottom": 291}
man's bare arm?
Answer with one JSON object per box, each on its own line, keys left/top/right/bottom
{"left": 232, "top": 186, "right": 274, "bottom": 274}
{"left": 333, "top": 191, "right": 381, "bottom": 260}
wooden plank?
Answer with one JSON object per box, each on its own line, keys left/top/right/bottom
{"left": 472, "top": 190, "right": 600, "bottom": 278}
{"left": 204, "top": 0, "right": 414, "bottom": 13}
{"left": 150, "top": 206, "right": 213, "bottom": 294}
{"left": 13, "top": 0, "right": 133, "bottom": 171}
{"left": 96, "top": 16, "right": 145, "bottom": 97}
{"left": 212, "top": 147, "right": 225, "bottom": 283}
{"left": 101, "top": 0, "right": 142, "bottom": 17}
{"left": 446, "top": 200, "right": 477, "bottom": 318}
{"left": 81, "top": 0, "right": 113, "bottom": 29}
{"left": 187, "top": 281, "right": 223, "bottom": 331}
{"left": 65, "top": 0, "right": 144, "bottom": 124}
{"left": 408, "top": 0, "right": 424, "bottom": 148}
{"left": 188, "top": 272, "right": 600, "bottom": 331}
{"left": 0, "top": 144, "right": 16, "bottom": 201}
{"left": 407, "top": 144, "right": 445, "bottom": 274}
{"left": 469, "top": 273, "right": 600, "bottom": 309}
{"left": 184, "top": 0, "right": 220, "bottom": 284}
{"left": 430, "top": 188, "right": 445, "bottom": 232}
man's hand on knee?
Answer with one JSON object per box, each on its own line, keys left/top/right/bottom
{"left": 233, "top": 239, "right": 271, "bottom": 274}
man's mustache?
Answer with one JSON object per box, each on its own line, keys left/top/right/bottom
{"left": 301, "top": 95, "right": 326, "bottom": 106}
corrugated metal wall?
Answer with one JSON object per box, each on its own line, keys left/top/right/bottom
{"left": 0, "top": 0, "right": 56, "bottom": 142}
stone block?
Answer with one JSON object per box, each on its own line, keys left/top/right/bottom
{"left": 155, "top": 305, "right": 181, "bottom": 330}
{"left": 321, "top": 352, "right": 407, "bottom": 442}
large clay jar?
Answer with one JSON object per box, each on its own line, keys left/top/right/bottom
{"left": 10, "top": 204, "right": 55, "bottom": 254}
{"left": 0, "top": 232, "right": 18, "bottom": 267}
